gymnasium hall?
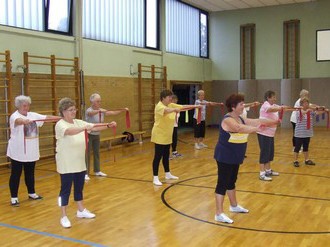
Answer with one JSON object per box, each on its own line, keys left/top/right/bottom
{"left": 0, "top": 0, "right": 329, "bottom": 246}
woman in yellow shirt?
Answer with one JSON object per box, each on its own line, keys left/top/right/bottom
{"left": 151, "top": 90, "right": 181, "bottom": 185}
{"left": 151, "top": 89, "right": 200, "bottom": 186}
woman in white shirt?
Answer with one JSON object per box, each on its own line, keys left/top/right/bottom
{"left": 7, "top": 95, "right": 59, "bottom": 206}
{"left": 55, "top": 97, "right": 116, "bottom": 228}
{"left": 290, "top": 89, "right": 309, "bottom": 150}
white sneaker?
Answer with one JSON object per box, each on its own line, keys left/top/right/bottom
{"left": 259, "top": 174, "right": 272, "bottom": 181}
{"left": 194, "top": 143, "right": 201, "bottom": 150}
{"left": 60, "top": 216, "right": 71, "bottom": 228}
{"left": 95, "top": 171, "right": 107, "bottom": 177}
{"left": 11, "top": 198, "right": 20, "bottom": 207}
{"left": 199, "top": 143, "right": 208, "bottom": 148}
{"left": 77, "top": 208, "right": 96, "bottom": 219}
{"left": 153, "top": 178, "right": 163, "bottom": 186}
{"left": 85, "top": 174, "right": 90, "bottom": 180}
{"left": 214, "top": 213, "right": 233, "bottom": 224}
{"left": 229, "top": 204, "right": 249, "bottom": 213}
{"left": 165, "top": 173, "right": 179, "bottom": 180}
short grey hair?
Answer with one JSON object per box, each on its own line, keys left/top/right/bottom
{"left": 15, "top": 95, "right": 31, "bottom": 108}
{"left": 58, "top": 97, "right": 75, "bottom": 117}
{"left": 300, "top": 89, "right": 309, "bottom": 98}
{"left": 90, "top": 93, "right": 101, "bottom": 103}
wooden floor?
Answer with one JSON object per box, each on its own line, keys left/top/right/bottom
{"left": 0, "top": 127, "right": 329, "bottom": 247}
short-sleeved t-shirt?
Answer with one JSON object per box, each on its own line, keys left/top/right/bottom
{"left": 7, "top": 110, "right": 46, "bottom": 162}
{"left": 257, "top": 101, "right": 279, "bottom": 137}
{"left": 55, "top": 119, "right": 93, "bottom": 174}
{"left": 151, "top": 102, "right": 182, "bottom": 145}
{"left": 240, "top": 107, "right": 250, "bottom": 119}
{"left": 290, "top": 98, "right": 301, "bottom": 123}
{"left": 294, "top": 111, "right": 315, "bottom": 138}
{"left": 85, "top": 107, "right": 103, "bottom": 135}
{"left": 193, "top": 99, "right": 208, "bottom": 121}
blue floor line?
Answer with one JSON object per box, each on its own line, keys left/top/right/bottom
{"left": 0, "top": 222, "right": 110, "bottom": 247}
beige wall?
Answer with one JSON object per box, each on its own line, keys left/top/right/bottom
{"left": 0, "top": 25, "right": 211, "bottom": 82}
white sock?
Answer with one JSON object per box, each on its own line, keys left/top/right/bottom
{"left": 260, "top": 171, "right": 265, "bottom": 176}
{"left": 153, "top": 176, "right": 160, "bottom": 181}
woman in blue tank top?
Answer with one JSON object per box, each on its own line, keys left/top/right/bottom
{"left": 214, "top": 94, "right": 278, "bottom": 224}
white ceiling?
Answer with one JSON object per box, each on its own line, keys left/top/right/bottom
{"left": 182, "top": 0, "right": 316, "bottom": 12}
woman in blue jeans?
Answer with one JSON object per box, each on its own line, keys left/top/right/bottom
{"left": 55, "top": 97, "right": 116, "bottom": 228}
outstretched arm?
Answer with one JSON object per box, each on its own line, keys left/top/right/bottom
{"left": 244, "top": 118, "right": 279, "bottom": 128}
{"left": 244, "top": 101, "right": 260, "bottom": 108}
{"left": 92, "top": 121, "right": 117, "bottom": 131}
{"left": 105, "top": 108, "right": 129, "bottom": 116}
{"left": 222, "top": 117, "right": 260, "bottom": 134}
{"left": 14, "top": 118, "right": 32, "bottom": 126}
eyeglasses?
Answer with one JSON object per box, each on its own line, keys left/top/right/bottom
{"left": 66, "top": 108, "right": 77, "bottom": 112}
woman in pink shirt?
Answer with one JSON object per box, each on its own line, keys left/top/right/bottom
{"left": 257, "top": 90, "right": 289, "bottom": 181}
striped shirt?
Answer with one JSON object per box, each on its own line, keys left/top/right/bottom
{"left": 294, "top": 111, "right": 314, "bottom": 138}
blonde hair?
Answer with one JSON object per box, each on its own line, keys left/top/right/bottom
{"left": 300, "top": 89, "right": 309, "bottom": 98}
{"left": 197, "top": 90, "right": 204, "bottom": 97}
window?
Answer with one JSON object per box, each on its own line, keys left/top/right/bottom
{"left": 83, "top": 0, "right": 147, "bottom": 48}
{"left": 240, "top": 24, "right": 255, "bottom": 79}
{"left": 166, "top": 0, "right": 209, "bottom": 58}
{"left": 145, "top": 0, "right": 159, "bottom": 49}
{"left": 45, "top": 0, "right": 73, "bottom": 34}
{"left": 200, "top": 12, "right": 208, "bottom": 58}
{"left": 316, "top": 29, "right": 330, "bottom": 62}
{"left": 0, "top": 0, "right": 73, "bottom": 35}
{"left": 0, "top": 0, "right": 44, "bottom": 31}
{"left": 283, "top": 20, "right": 300, "bottom": 78}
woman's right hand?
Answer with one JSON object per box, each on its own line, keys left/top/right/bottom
{"left": 107, "top": 121, "right": 117, "bottom": 128}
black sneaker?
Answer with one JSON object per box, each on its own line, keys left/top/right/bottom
{"left": 28, "top": 194, "right": 43, "bottom": 200}
{"left": 293, "top": 161, "right": 300, "bottom": 167}
{"left": 173, "top": 153, "right": 183, "bottom": 158}
{"left": 305, "top": 160, "right": 315, "bottom": 165}
{"left": 265, "top": 169, "right": 279, "bottom": 176}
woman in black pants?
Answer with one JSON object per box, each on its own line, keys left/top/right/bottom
{"left": 214, "top": 93, "right": 276, "bottom": 223}
{"left": 7, "top": 95, "right": 60, "bottom": 206}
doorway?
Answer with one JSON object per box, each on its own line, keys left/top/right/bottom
{"left": 172, "top": 83, "right": 201, "bottom": 128}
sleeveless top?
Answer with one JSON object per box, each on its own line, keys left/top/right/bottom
{"left": 214, "top": 114, "right": 248, "bottom": 164}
